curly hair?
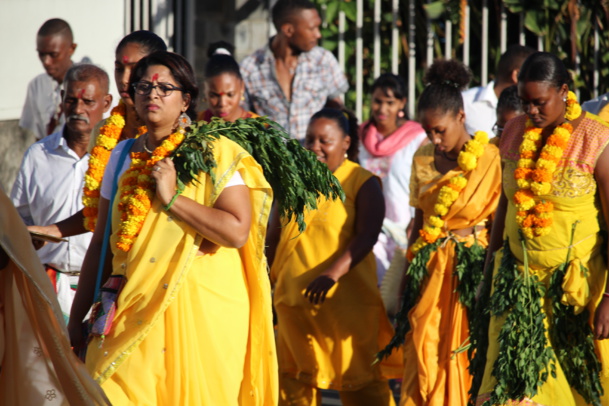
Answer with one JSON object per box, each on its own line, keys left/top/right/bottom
{"left": 417, "top": 59, "right": 472, "bottom": 116}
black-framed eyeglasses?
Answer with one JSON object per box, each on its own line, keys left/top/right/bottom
{"left": 132, "top": 81, "right": 185, "bottom": 97}
{"left": 492, "top": 123, "right": 504, "bottom": 136}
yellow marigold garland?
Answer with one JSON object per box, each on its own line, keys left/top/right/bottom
{"left": 115, "top": 129, "right": 186, "bottom": 252}
{"left": 513, "top": 90, "right": 581, "bottom": 239}
{"left": 407, "top": 131, "right": 489, "bottom": 261}
{"left": 82, "top": 101, "right": 146, "bottom": 231}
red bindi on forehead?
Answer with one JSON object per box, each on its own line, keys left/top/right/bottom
{"left": 152, "top": 73, "right": 159, "bottom": 82}
{"left": 217, "top": 92, "right": 225, "bottom": 96}
{"left": 79, "top": 88, "right": 85, "bottom": 98}
{"left": 122, "top": 55, "right": 129, "bottom": 64}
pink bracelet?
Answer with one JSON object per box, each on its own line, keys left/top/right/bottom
{"left": 603, "top": 292, "right": 609, "bottom": 299}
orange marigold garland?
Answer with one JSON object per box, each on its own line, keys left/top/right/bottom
{"left": 407, "top": 131, "right": 489, "bottom": 261}
{"left": 115, "top": 129, "right": 186, "bottom": 252}
{"left": 513, "top": 90, "right": 580, "bottom": 239}
{"left": 82, "top": 101, "right": 146, "bottom": 231}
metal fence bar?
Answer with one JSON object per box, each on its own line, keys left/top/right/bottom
{"left": 519, "top": 12, "right": 525, "bottom": 45}
{"left": 356, "top": 0, "right": 363, "bottom": 121}
{"left": 426, "top": 14, "right": 433, "bottom": 66}
{"left": 463, "top": 4, "right": 470, "bottom": 67}
{"left": 481, "top": 0, "right": 488, "bottom": 85}
{"left": 134, "top": 0, "right": 141, "bottom": 30}
{"left": 408, "top": 0, "right": 416, "bottom": 118}
{"left": 391, "top": 0, "right": 399, "bottom": 74}
{"left": 594, "top": 20, "right": 599, "bottom": 98}
{"left": 500, "top": 3, "right": 507, "bottom": 53}
{"left": 445, "top": 19, "right": 452, "bottom": 59}
{"left": 125, "top": 0, "right": 132, "bottom": 34}
{"left": 537, "top": 36, "right": 543, "bottom": 51}
{"left": 374, "top": 0, "right": 381, "bottom": 79}
{"left": 338, "top": 9, "right": 346, "bottom": 73}
{"left": 142, "top": 0, "right": 150, "bottom": 30}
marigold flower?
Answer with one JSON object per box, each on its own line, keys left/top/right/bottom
{"left": 531, "top": 181, "right": 552, "bottom": 196}
{"left": 428, "top": 215, "right": 444, "bottom": 228}
{"left": 531, "top": 169, "right": 553, "bottom": 183}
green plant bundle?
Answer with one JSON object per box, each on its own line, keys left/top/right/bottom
{"left": 171, "top": 117, "right": 345, "bottom": 232}
{"left": 468, "top": 249, "right": 498, "bottom": 405}
{"left": 454, "top": 239, "right": 486, "bottom": 313}
{"left": 480, "top": 226, "right": 604, "bottom": 405}
{"left": 377, "top": 236, "right": 486, "bottom": 362}
{"left": 376, "top": 239, "right": 440, "bottom": 361}
{"left": 547, "top": 222, "right": 603, "bottom": 405}
{"left": 484, "top": 237, "right": 556, "bottom": 405}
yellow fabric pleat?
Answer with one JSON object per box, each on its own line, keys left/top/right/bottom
{"left": 402, "top": 142, "right": 501, "bottom": 406}
{"left": 85, "top": 136, "right": 277, "bottom": 405}
{"left": 271, "top": 159, "right": 402, "bottom": 392}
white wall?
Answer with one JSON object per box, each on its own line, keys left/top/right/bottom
{"left": 0, "top": 0, "right": 126, "bottom": 121}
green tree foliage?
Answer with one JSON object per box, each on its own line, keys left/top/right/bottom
{"left": 313, "top": 0, "right": 609, "bottom": 112}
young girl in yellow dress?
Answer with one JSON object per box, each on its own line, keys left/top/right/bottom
{"left": 381, "top": 59, "right": 501, "bottom": 405}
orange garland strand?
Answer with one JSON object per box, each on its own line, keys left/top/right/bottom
{"left": 82, "top": 101, "right": 146, "bottom": 231}
{"left": 115, "top": 129, "right": 185, "bottom": 252}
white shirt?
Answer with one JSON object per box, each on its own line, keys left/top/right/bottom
{"left": 19, "top": 73, "right": 65, "bottom": 141}
{"left": 582, "top": 93, "right": 609, "bottom": 115}
{"left": 10, "top": 127, "right": 91, "bottom": 272}
{"left": 462, "top": 80, "right": 498, "bottom": 135}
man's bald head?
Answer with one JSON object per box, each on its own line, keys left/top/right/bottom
{"left": 36, "top": 19, "right": 76, "bottom": 83}
{"left": 37, "top": 18, "right": 73, "bottom": 43}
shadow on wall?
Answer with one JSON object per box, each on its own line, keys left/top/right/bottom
{"left": 0, "top": 120, "right": 35, "bottom": 194}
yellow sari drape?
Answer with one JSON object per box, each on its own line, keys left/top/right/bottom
{"left": 271, "top": 159, "right": 402, "bottom": 391}
{"left": 85, "top": 136, "right": 277, "bottom": 405}
{"left": 403, "top": 142, "right": 501, "bottom": 406}
{"left": 477, "top": 113, "right": 609, "bottom": 406}
{"left": 0, "top": 189, "right": 109, "bottom": 406}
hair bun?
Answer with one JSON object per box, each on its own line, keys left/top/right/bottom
{"left": 424, "top": 59, "right": 472, "bottom": 91}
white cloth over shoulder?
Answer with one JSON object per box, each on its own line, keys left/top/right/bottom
{"left": 462, "top": 81, "right": 497, "bottom": 136}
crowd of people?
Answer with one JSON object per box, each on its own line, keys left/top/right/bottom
{"left": 3, "top": 0, "right": 609, "bottom": 405}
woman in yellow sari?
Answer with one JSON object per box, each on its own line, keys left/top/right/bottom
{"left": 384, "top": 59, "right": 501, "bottom": 405}
{"left": 268, "top": 108, "right": 402, "bottom": 406}
{"left": 68, "top": 51, "right": 277, "bottom": 405}
{"left": 475, "top": 53, "right": 609, "bottom": 406}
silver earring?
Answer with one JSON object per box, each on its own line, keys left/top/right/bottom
{"left": 178, "top": 112, "right": 192, "bottom": 129}
{"left": 563, "top": 98, "right": 567, "bottom": 102}
{"left": 344, "top": 153, "right": 348, "bottom": 158}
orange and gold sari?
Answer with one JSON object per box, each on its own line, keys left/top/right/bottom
{"left": 402, "top": 142, "right": 501, "bottom": 406}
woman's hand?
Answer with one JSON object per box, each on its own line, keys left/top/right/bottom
{"left": 595, "top": 296, "right": 609, "bottom": 340}
{"left": 151, "top": 157, "right": 177, "bottom": 206}
{"left": 304, "top": 272, "right": 338, "bottom": 305}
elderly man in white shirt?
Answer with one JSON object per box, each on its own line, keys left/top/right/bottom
{"left": 11, "top": 64, "right": 111, "bottom": 322}
{"left": 20, "top": 18, "right": 77, "bottom": 141}
{"left": 462, "top": 45, "right": 534, "bottom": 135}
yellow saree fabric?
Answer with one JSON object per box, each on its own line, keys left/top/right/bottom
{"left": 403, "top": 142, "right": 501, "bottom": 406}
{"left": 85, "top": 136, "right": 277, "bottom": 405}
{"left": 271, "top": 159, "right": 402, "bottom": 392}
{"left": 477, "top": 113, "right": 609, "bottom": 406}
{"left": 0, "top": 189, "right": 109, "bottom": 406}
